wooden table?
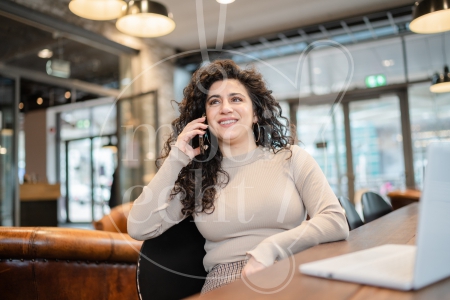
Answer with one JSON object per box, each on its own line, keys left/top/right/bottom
{"left": 188, "top": 203, "right": 450, "bottom": 299}
{"left": 387, "top": 190, "right": 421, "bottom": 211}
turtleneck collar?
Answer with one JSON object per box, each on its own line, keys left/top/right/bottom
{"left": 221, "top": 145, "right": 266, "bottom": 168}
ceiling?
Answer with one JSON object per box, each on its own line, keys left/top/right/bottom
{"left": 154, "top": 0, "right": 415, "bottom": 50}
{"left": 0, "top": 14, "right": 120, "bottom": 86}
{"left": 0, "top": 1, "right": 123, "bottom": 111}
{"left": 9, "top": 0, "right": 416, "bottom": 51}
{"left": 0, "top": 0, "right": 419, "bottom": 111}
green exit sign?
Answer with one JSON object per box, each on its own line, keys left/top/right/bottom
{"left": 365, "top": 74, "right": 387, "bottom": 88}
{"left": 76, "top": 119, "right": 90, "bottom": 129}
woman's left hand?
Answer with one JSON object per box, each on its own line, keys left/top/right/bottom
{"left": 241, "top": 256, "right": 266, "bottom": 277}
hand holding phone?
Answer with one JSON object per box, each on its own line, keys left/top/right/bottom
{"left": 174, "top": 116, "right": 208, "bottom": 159}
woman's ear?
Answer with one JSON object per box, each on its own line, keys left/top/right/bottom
{"left": 253, "top": 113, "right": 258, "bottom": 123}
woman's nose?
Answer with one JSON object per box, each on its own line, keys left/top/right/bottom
{"left": 221, "top": 102, "right": 233, "bottom": 114}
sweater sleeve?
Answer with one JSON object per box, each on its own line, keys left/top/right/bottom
{"left": 246, "top": 146, "right": 349, "bottom": 267}
{"left": 127, "top": 146, "right": 192, "bottom": 241}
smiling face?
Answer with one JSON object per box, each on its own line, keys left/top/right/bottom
{"left": 205, "top": 79, "right": 257, "bottom": 150}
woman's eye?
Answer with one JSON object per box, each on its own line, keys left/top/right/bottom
{"left": 232, "top": 97, "right": 242, "bottom": 102}
{"left": 209, "top": 99, "right": 220, "bottom": 105}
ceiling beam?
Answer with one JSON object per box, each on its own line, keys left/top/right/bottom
{"left": 340, "top": 21, "right": 357, "bottom": 44}
{"left": 0, "top": 1, "right": 139, "bottom": 56}
{"left": 318, "top": 25, "right": 330, "bottom": 39}
{"left": 284, "top": 79, "right": 430, "bottom": 105}
{"left": 0, "top": 64, "right": 120, "bottom": 98}
{"left": 298, "top": 29, "right": 309, "bottom": 42}
{"left": 0, "top": 37, "right": 61, "bottom": 63}
{"left": 387, "top": 12, "right": 399, "bottom": 34}
{"left": 363, "top": 16, "right": 378, "bottom": 39}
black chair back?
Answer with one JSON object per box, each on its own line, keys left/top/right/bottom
{"left": 338, "top": 196, "right": 364, "bottom": 230}
{"left": 137, "top": 216, "right": 207, "bottom": 300}
{"left": 361, "top": 192, "right": 393, "bottom": 223}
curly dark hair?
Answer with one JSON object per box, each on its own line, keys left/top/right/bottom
{"left": 157, "top": 59, "right": 295, "bottom": 216}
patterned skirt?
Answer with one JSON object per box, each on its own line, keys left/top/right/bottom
{"left": 200, "top": 260, "right": 248, "bottom": 294}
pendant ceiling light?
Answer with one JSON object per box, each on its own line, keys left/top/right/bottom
{"left": 102, "top": 139, "right": 118, "bottom": 152}
{"left": 116, "top": 1, "right": 175, "bottom": 38}
{"left": 430, "top": 66, "right": 450, "bottom": 93}
{"left": 410, "top": 0, "right": 450, "bottom": 34}
{"left": 430, "top": 33, "right": 450, "bottom": 93}
{"left": 69, "top": 0, "right": 126, "bottom": 20}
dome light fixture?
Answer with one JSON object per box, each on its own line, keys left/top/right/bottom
{"left": 430, "top": 33, "right": 450, "bottom": 93}
{"left": 37, "top": 49, "right": 53, "bottom": 59}
{"left": 216, "top": 0, "right": 236, "bottom": 4}
{"left": 69, "top": 0, "right": 126, "bottom": 21}
{"left": 102, "top": 137, "right": 118, "bottom": 152}
{"left": 102, "top": 141, "right": 118, "bottom": 152}
{"left": 430, "top": 65, "right": 450, "bottom": 93}
{"left": 410, "top": 0, "right": 450, "bottom": 34}
{"left": 116, "top": 1, "right": 175, "bottom": 38}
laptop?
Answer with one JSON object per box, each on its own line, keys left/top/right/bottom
{"left": 299, "top": 142, "right": 450, "bottom": 290}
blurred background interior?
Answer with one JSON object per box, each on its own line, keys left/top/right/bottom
{"left": 1, "top": 0, "right": 449, "bottom": 228}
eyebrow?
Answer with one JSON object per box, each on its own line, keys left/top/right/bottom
{"left": 206, "top": 93, "right": 245, "bottom": 102}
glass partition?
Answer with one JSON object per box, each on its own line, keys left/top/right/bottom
{"left": 310, "top": 37, "right": 405, "bottom": 94}
{"left": 349, "top": 95, "right": 405, "bottom": 197}
{"left": 248, "top": 54, "right": 311, "bottom": 100}
{"left": 118, "top": 92, "right": 159, "bottom": 203}
{"left": 405, "top": 32, "right": 450, "bottom": 82}
{"left": 241, "top": 36, "right": 406, "bottom": 100}
{"left": 92, "top": 136, "right": 116, "bottom": 218}
{"left": 297, "top": 103, "right": 347, "bottom": 197}
{"left": 409, "top": 83, "right": 450, "bottom": 190}
{"left": 67, "top": 138, "right": 92, "bottom": 222}
{"left": 0, "top": 75, "right": 17, "bottom": 226}
{"left": 59, "top": 103, "right": 117, "bottom": 223}
{"left": 65, "top": 135, "right": 116, "bottom": 223}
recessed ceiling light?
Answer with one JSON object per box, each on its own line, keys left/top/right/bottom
{"left": 19, "top": 102, "right": 24, "bottom": 110}
{"left": 37, "top": 97, "right": 43, "bottom": 105}
{"left": 216, "top": 0, "right": 235, "bottom": 3}
{"left": 38, "top": 49, "right": 53, "bottom": 59}
{"left": 382, "top": 59, "right": 395, "bottom": 67}
{"left": 65, "top": 91, "right": 71, "bottom": 99}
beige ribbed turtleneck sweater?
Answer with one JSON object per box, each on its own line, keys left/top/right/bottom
{"left": 128, "top": 145, "right": 349, "bottom": 272}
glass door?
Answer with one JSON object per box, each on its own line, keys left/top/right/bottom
{"left": 66, "top": 138, "right": 92, "bottom": 222}
{"left": 92, "top": 136, "right": 116, "bottom": 219}
{"left": 297, "top": 104, "right": 348, "bottom": 198}
{"left": 118, "top": 92, "right": 159, "bottom": 202}
{"left": 296, "top": 90, "right": 412, "bottom": 208}
{"left": 65, "top": 135, "right": 116, "bottom": 223}
{"left": 0, "top": 75, "right": 17, "bottom": 226}
{"left": 348, "top": 95, "right": 405, "bottom": 200}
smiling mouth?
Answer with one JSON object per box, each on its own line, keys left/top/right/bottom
{"left": 219, "top": 120, "right": 238, "bottom": 125}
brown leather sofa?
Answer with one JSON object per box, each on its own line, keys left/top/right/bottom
{"left": 0, "top": 227, "right": 142, "bottom": 300}
{"left": 93, "top": 202, "right": 132, "bottom": 233}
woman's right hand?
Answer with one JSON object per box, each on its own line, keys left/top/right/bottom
{"left": 174, "top": 116, "right": 208, "bottom": 159}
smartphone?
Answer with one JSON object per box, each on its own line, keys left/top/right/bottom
{"left": 199, "top": 130, "right": 205, "bottom": 155}
{"left": 199, "top": 113, "right": 207, "bottom": 155}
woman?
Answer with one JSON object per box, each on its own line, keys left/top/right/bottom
{"left": 128, "top": 60, "right": 349, "bottom": 293}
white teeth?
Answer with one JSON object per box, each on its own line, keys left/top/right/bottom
{"left": 220, "top": 120, "right": 237, "bottom": 125}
